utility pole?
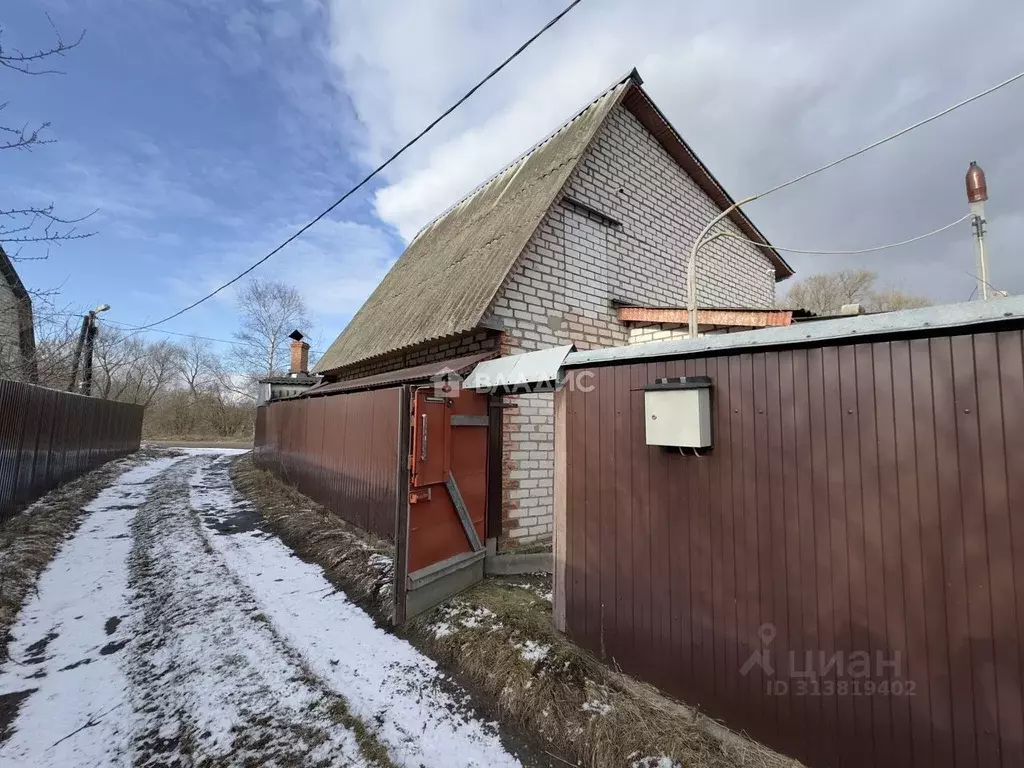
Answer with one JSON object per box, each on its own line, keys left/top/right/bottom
{"left": 67, "top": 304, "right": 110, "bottom": 394}
{"left": 68, "top": 315, "right": 91, "bottom": 392}
{"left": 82, "top": 318, "right": 98, "bottom": 396}
{"left": 966, "top": 161, "right": 990, "bottom": 300}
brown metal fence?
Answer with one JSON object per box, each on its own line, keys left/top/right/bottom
{"left": 254, "top": 388, "right": 403, "bottom": 540}
{"left": 560, "top": 329, "right": 1024, "bottom": 768}
{"left": 0, "top": 379, "right": 144, "bottom": 523}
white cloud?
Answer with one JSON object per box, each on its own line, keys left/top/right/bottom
{"left": 324, "top": 0, "right": 1024, "bottom": 300}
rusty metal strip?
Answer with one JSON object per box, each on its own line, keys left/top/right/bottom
{"left": 617, "top": 306, "right": 793, "bottom": 328}
{"left": 445, "top": 473, "right": 483, "bottom": 552}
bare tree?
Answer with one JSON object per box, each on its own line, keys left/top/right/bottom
{"left": 866, "top": 289, "right": 933, "bottom": 313}
{"left": 230, "top": 278, "right": 311, "bottom": 382}
{"left": 784, "top": 269, "right": 931, "bottom": 315}
{"left": 1, "top": 14, "right": 93, "bottom": 258}
{"left": 784, "top": 269, "right": 876, "bottom": 315}
{"left": 176, "top": 335, "right": 222, "bottom": 396}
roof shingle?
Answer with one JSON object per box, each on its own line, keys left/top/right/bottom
{"left": 314, "top": 78, "right": 630, "bottom": 375}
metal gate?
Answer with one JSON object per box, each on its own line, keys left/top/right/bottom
{"left": 396, "top": 385, "right": 491, "bottom": 621}
{"left": 256, "top": 356, "right": 498, "bottom": 625}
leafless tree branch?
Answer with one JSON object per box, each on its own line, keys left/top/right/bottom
{"left": 0, "top": 205, "right": 98, "bottom": 253}
{"left": 0, "top": 103, "right": 53, "bottom": 151}
{"left": 0, "top": 16, "right": 93, "bottom": 259}
{"left": 0, "top": 14, "right": 85, "bottom": 75}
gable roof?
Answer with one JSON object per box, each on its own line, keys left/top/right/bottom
{"left": 316, "top": 69, "right": 789, "bottom": 376}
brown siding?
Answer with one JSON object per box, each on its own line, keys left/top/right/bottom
{"left": 0, "top": 380, "right": 143, "bottom": 523}
{"left": 562, "top": 329, "right": 1024, "bottom": 768}
{"left": 254, "top": 388, "right": 401, "bottom": 540}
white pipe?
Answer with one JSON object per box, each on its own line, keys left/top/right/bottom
{"left": 686, "top": 197, "right": 756, "bottom": 339}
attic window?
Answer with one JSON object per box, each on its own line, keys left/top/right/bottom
{"left": 560, "top": 194, "right": 622, "bottom": 228}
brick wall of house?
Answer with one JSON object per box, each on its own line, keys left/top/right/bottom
{"left": 484, "top": 103, "right": 778, "bottom": 548}
{"left": 326, "top": 330, "right": 499, "bottom": 382}
{"left": 626, "top": 325, "right": 742, "bottom": 345}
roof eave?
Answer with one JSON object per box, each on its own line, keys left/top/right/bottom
{"left": 314, "top": 326, "right": 503, "bottom": 379}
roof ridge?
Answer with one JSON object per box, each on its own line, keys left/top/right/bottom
{"left": 409, "top": 69, "right": 643, "bottom": 244}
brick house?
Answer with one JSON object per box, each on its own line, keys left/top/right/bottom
{"left": 0, "top": 244, "right": 36, "bottom": 382}
{"left": 314, "top": 69, "right": 792, "bottom": 549}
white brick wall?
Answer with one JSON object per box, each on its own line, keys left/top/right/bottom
{"left": 324, "top": 103, "right": 779, "bottom": 551}
{"left": 485, "top": 103, "right": 777, "bottom": 548}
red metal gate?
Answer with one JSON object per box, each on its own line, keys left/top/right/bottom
{"left": 398, "top": 386, "right": 490, "bottom": 619}
{"left": 255, "top": 361, "right": 497, "bottom": 624}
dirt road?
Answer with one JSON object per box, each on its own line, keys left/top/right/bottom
{"left": 0, "top": 450, "right": 522, "bottom": 768}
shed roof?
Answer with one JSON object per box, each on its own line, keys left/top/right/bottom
{"left": 563, "top": 296, "right": 1024, "bottom": 368}
{"left": 315, "top": 69, "right": 788, "bottom": 376}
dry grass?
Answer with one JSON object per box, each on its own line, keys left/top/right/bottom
{"left": 230, "top": 455, "right": 800, "bottom": 768}
{"left": 229, "top": 454, "right": 394, "bottom": 618}
{"left": 409, "top": 581, "right": 802, "bottom": 768}
{"left": 0, "top": 448, "right": 173, "bottom": 664}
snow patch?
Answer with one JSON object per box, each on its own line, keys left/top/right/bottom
{"left": 189, "top": 458, "right": 521, "bottom": 768}
{"left": 631, "top": 757, "right": 681, "bottom": 768}
{"left": 0, "top": 455, "right": 186, "bottom": 768}
{"left": 128, "top": 458, "right": 365, "bottom": 766}
{"left": 429, "top": 602, "right": 502, "bottom": 634}
{"left": 582, "top": 699, "right": 614, "bottom": 716}
{"left": 516, "top": 639, "right": 550, "bottom": 664}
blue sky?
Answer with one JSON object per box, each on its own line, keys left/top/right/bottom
{"left": 6, "top": 0, "right": 404, "bottom": 357}
{"left": 5, "top": 0, "right": 1024, "bottom": 361}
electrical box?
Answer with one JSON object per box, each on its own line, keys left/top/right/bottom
{"left": 643, "top": 377, "right": 713, "bottom": 448}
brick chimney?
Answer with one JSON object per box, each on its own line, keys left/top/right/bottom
{"left": 288, "top": 330, "right": 309, "bottom": 376}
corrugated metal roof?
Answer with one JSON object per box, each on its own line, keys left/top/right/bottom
{"left": 298, "top": 350, "right": 496, "bottom": 398}
{"left": 463, "top": 344, "right": 574, "bottom": 390}
{"left": 563, "top": 296, "right": 1024, "bottom": 368}
{"left": 314, "top": 79, "right": 631, "bottom": 375}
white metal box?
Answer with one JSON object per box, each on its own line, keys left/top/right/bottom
{"left": 643, "top": 377, "right": 713, "bottom": 448}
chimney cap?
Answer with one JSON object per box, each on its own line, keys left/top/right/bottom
{"left": 288, "top": 329, "right": 305, "bottom": 342}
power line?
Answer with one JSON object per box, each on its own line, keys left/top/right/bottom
{"left": 712, "top": 213, "right": 971, "bottom": 255}
{"left": 686, "top": 65, "right": 1024, "bottom": 338}
{"left": 107, "top": 319, "right": 328, "bottom": 355}
{"left": 52, "top": 311, "right": 328, "bottom": 355}
{"left": 756, "top": 68, "right": 1024, "bottom": 201}
{"left": 133, "top": 0, "right": 587, "bottom": 331}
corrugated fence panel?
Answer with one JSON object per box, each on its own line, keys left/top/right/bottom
{"left": 0, "top": 379, "right": 143, "bottom": 524}
{"left": 254, "top": 388, "right": 401, "bottom": 541}
{"left": 563, "top": 328, "right": 1024, "bottom": 768}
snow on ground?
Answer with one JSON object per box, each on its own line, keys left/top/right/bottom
{"left": 0, "top": 455, "right": 185, "bottom": 767}
{"left": 189, "top": 455, "right": 522, "bottom": 768}
{"left": 1, "top": 449, "right": 522, "bottom": 768}
{"left": 125, "top": 457, "right": 366, "bottom": 767}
